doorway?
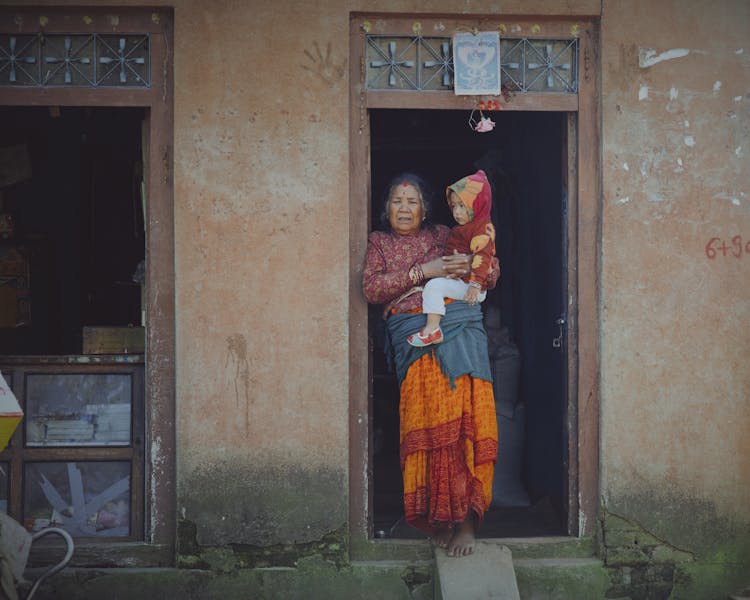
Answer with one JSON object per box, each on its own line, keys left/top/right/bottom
{"left": 369, "top": 109, "right": 568, "bottom": 538}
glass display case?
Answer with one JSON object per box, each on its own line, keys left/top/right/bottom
{"left": 24, "top": 461, "right": 130, "bottom": 536}
{"left": 25, "top": 374, "right": 131, "bottom": 447}
{"left": 0, "top": 358, "right": 143, "bottom": 540}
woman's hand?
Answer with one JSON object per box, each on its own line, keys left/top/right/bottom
{"left": 463, "top": 285, "right": 480, "bottom": 304}
{"left": 421, "top": 251, "right": 471, "bottom": 280}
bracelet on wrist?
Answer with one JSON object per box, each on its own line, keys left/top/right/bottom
{"left": 408, "top": 264, "right": 424, "bottom": 285}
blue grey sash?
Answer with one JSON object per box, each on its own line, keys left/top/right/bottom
{"left": 385, "top": 301, "right": 492, "bottom": 388}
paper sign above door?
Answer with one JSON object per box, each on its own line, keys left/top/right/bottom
{"left": 452, "top": 32, "right": 501, "bottom": 95}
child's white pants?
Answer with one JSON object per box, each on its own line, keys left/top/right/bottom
{"left": 421, "top": 277, "right": 487, "bottom": 315}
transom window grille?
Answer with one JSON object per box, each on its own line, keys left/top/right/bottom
{"left": 0, "top": 33, "right": 150, "bottom": 87}
{"left": 366, "top": 35, "right": 578, "bottom": 94}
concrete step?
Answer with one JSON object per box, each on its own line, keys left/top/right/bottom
{"left": 498, "top": 536, "right": 596, "bottom": 560}
{"left": 434, "top": 540, "right": 609, "bottom": 600}
{"left": 434, "top": 541, "right": 520, "bottom": 600}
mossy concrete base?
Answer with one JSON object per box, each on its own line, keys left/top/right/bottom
{"left": 601, "top": 507, "right": 750, "bottom": 599}
{"left": 24, "top": 555, "right": 434, "bottom": 600}
{"left": 179, "top": 462, "right": 348, "bottom": 547}
{"left": 670, "top": 561, "right": 750, "bottom": 600}
{"left": 21, "top": 520, "right": 750, "bottom": 600}
{"left": 27, "top": 555, "right": 614, "bottom": 600}
{"left": 514, "top": 558, "right": 610, "bottom": 600}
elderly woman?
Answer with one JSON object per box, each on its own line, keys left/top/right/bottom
{"left": 363, "top": 173, "right": 498, "bottom": 557}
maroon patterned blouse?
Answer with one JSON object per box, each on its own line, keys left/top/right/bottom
{"left": 362, "top": 225, "right": 451, "bottom": 318}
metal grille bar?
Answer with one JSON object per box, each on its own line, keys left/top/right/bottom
{"left": 0, "top": 33, "right": 150, "bottom": 87}
{"left": 366, "top": 35, "right": 578, "bottom": 94}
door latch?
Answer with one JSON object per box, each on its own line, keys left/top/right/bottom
{"left": 552, "top": 317, "right": 566, "bottom": 348}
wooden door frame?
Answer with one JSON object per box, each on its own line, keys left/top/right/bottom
{"left": 0, "top": 7, "right": 175, "bottom": 564}
{"left": 348, "top": 13, "right": 600, "bottom": 557}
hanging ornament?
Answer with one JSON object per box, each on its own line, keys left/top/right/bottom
{"left": 468, "top": 108, "right": 496, "bottom": 133}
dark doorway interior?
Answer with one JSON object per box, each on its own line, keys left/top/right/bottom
{"left": 0, "top": 107, "right": 145, "bottom": 355}
{"left": 369, "top": 109, "right": 568, "bottom": 538}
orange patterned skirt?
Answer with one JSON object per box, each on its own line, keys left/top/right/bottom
{"left": 400, "top": 353, "right": 498, "bottom": 533}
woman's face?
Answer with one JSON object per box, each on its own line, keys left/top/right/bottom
{"left": 388, "top": 183, "right": 424, "bottom": 235}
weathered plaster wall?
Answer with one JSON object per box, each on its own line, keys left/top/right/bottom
{"left": 171, "top": 0, "right": 353, "bottom": 548}
{"left": 9, "top": 0, "right": 598, "bottom": 553}
{"left": 600, "top": 0, "right": 750, "bottom": 588}
{"left": 9, "top": 1, "right": 750, "bottom": 595}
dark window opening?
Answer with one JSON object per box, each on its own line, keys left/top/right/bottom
{"left": 0, "top": 106, "right": 145, "bottom": 356}
{"left": 369, "top": 109, "right": 568, "bottom": 538}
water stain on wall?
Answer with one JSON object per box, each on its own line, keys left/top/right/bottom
{"left": 226, "top": 333, "right": 252, "bottom": 430}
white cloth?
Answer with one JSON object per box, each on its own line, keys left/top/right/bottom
{"left": 421, "top": 277, "right": 486, "bottom": 315}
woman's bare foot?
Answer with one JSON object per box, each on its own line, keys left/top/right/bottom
{"left": 432, "top": 525, "right": 453, "bottom": 549}
{"left": 447, "top": 516, "right": 476, "bottom": 557}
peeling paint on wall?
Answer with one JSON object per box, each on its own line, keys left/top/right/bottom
{"left": 150, "top": 434, "right": 163, "bottom": 541}
{"left": 639, "top": 47, "right": 690, "bottom": 68}
{"left": 647, "top": 191, "right": 665, "bottom": 203}
{"left": 713, "top": 191, "right": 744, "bottom": 206}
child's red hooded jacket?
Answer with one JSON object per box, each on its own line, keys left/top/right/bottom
{"left": 444, "top": 169, "right": 497, "bottom": 291}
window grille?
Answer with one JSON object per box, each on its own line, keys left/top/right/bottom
{"left": 0, "top": 33, "right": 150, "bottom": 87}
{"left": 366, "top": 35, "right": 578, "bottom": 94}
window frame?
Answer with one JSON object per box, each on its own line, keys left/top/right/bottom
{"left": 0, "top": 360, "right": 145, "bottom": 539}
{"left": 0, "top": 6, "right": 175, "bottom": 566}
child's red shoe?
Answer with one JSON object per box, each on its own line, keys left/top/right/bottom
{"left": 407, "top": 327, "right": 444, "bottom": 347}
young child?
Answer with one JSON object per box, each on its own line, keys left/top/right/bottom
{"left": 407, "top": 169, "right": 496, "bottom": 347}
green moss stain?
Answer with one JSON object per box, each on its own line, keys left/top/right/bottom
{"left": 606, "top": 492, "right": 748, "bottom": 559}
{"left": 30, "top": 559, "right": 424, "bottom": 600}
{"left": 400, "top": 565, "right": 432, "bottom": 594}
{"left": 669, "top": 543, "right": 750, "bottom": 600}
{"left": 229, "top": 525, "right": 349, "bottom": 568}
{"left": 600, "top": 502, "right": 750, "bottom": 599}
{"left": 177, "top": 519, "right": 347, "bottom": 570}
{"left": 602, "top": 510, "right": 693, "bottom": 567}
{"left": 514, "top": 559, "right": 611, "bottom": 600}
{"left": 177, "top": 518, "right": 201, "bottom": 555}
{"left": 180, "top": 460, "right": 347, "bottom": 547}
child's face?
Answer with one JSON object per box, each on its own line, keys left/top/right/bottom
{"left": 449, "top": 191, "right": 471, "bottom": 225}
